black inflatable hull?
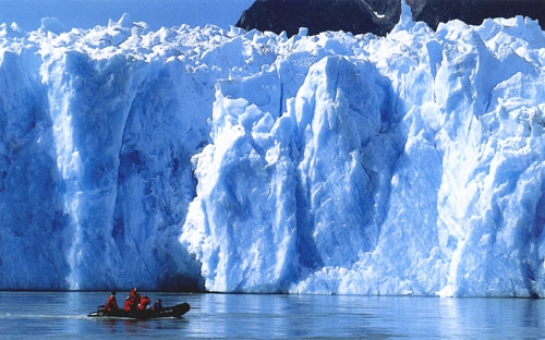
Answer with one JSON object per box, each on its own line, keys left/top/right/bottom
{"left": 88, "top": 302, "right": 190, "bottom": 319}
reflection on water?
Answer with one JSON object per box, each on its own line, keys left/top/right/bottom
{"left": 0, "top": 292, "right": 543, "bottom": 339}
{"left": 437, "top": 297, "right": 545, "bottom": 338}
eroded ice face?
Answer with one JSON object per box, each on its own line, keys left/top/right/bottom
{"left": 0, "top": 8, "right": 544, "bottom": 297}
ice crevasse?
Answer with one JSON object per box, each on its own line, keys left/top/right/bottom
{"left": 1, "top": 11, "right": 545, "bottom": 296}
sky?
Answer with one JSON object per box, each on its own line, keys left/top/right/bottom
{"left": 0, "top": 0, "right": 255, "bottom": 31}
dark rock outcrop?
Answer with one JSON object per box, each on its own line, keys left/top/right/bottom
{"left": 411, "top": 0, "right": 545, "bottom": 30}
{"left": 236, "top": 0, "right": 545, "bottom": 37}
{"left": 235, "top": 0, "right": 402, "bottom": 37}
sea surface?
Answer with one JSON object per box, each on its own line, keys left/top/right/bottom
{"left": 0, "top": 291, "right": 543, "bottom": 339}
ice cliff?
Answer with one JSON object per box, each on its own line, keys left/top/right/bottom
{"left": 2, "top": 9, "right": 545, "bottom": 296}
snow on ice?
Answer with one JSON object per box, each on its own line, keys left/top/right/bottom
{"left": 1, "top": 5, "right": 545, "bottom": 296}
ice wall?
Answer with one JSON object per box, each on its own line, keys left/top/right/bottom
{"left": 181, "top": 16, "right": 545, "bottom": 296}
{"left": 0, "top": 18, "right": 225, "bottom": 290}
{"left": 1, "top": 13, "right": 545, "bottom": 296}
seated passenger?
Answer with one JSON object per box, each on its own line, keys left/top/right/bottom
{"left": 123, "top": 296, "right": 133, "bottom": 312}
{"left": 138, "top": 294, "right": 151, "bottom": 311}
{"left": 152, "top": 299, "right": 163, "bottom": 314}
{"left": 129, "top": 287, "right": 140, "bottom": 305}
{"left": 104, "top": 292, "right": 118, "bottom": 312}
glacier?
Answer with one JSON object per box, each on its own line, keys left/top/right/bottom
{"left": 2, "top": 6, "right": 545, "bottom": 296}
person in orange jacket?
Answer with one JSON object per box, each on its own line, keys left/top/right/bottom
{"left": 123, "top": 295, "right": 133, "bottom": 312}
{"left": 129, "top": 288, "right": 140, "bottom": 304}
{"left": 138, "top": 294, "right": 151, "bottom": 311}
{"left": 104, "top": 292, "right": 118, "bottom": 313}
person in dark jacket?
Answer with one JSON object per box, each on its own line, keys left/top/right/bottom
{"left": 152, "top": 299, "right": 163, "bottom": 314}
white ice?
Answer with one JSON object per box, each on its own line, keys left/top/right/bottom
{"left": 0, "top": 3, "right": 545, "bottom": 297}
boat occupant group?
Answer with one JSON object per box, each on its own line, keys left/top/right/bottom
{"left": 104, "top": 288, "right": 163, "bottom": 314}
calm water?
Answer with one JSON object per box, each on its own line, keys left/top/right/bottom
{"left": 0, "top": 292, "right": 544, "bottom": 339}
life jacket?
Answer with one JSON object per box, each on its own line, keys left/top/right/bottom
{"left": 124, "top": 299, "right": 133, "bottom": 312}
{"left": 138, "top": 295, "right": 151, "bottom": 311}
{"left": 105, "top": 295, "right": 118, "bottom": 312}
{"left": 129, "top": 288, "right": 140, "bottom": 304}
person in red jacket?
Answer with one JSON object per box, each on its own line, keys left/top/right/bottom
{"left": 104, "top": 292, "right": 118, "bottom": 313}
{"left": 129, "top": 288, "right": 140, "bottom": 303}
{"left": 123, "top": 296, "right": 133, "bottom": 312}
{"left": 138, "top": 294, "right": 151, "bottom": 311}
